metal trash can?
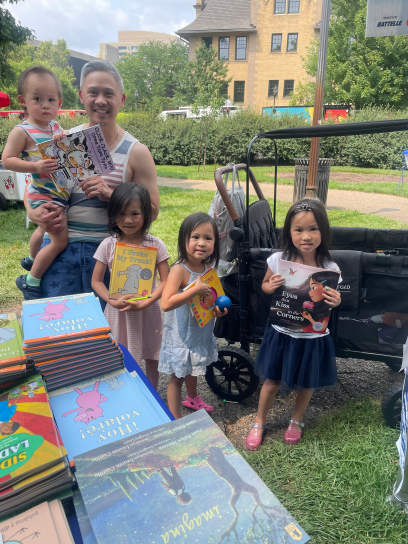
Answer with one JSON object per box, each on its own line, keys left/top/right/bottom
{"left": 293, "top": 158, "right": 334, "bottom": 205}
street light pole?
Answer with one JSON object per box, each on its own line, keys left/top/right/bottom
{"left": 305, "top": 0, "right": 330, "bottom": 199}
{"left": 134, "top": 90, "right": 139, "bottom": 112}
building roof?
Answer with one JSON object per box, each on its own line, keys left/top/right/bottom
{"left": 176, "top": 0, "right": 255, "bottom": 37}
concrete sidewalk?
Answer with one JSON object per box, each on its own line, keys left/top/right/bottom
{"left": 157, "top": 177, "right": 408, "bottom": 225}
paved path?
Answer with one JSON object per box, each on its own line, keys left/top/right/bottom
{"left": 158, "top": 177, "right": 408, "bottom": 225}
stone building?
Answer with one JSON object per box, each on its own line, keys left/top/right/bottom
{"left": 176, "top": 0, "right": 322, "bottom": 111}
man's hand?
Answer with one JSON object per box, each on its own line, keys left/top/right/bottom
{"left": 34, "top": 160, "right": 59, "bottom": 175}
{"left": 32, "top": 203, "right": 64, "bottom": 233}
{"left": 79, "top": 175, "right": 113, "bottom": 201}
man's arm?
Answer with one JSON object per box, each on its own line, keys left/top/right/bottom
{"left": 128, "top": 142, "right": 160, "bottom": 221}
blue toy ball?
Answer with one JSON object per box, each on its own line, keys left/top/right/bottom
{"left": 215, "top": 296, "right": 231, "bottom": 312}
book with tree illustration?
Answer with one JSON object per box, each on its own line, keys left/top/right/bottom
{"left": 109, "top": 242, "right": 158, "bottom": 300}
{"left": 0, "top": 313, "right": 25, "bottom": 367}
{"left": 184, "top": 268, "right": 225, "bottom": 328}
{"left": 269, "top": 260, "right": 341, "bottom": 333}
{"left": 36, "top": 125, "right": 115, "bottom": 193}
{"left": 74, "top": 410, "right": 309, "bottom": 544}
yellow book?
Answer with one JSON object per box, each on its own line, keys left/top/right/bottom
{"left": 185, "top": 268, "right": 225, "bottom": 328}
{"left": 109, "top": 241, "right": 157, "bottom": 300}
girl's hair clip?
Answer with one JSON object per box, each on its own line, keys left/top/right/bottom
{"left": 293, "top": 203, "right": 312, "bottom": 213}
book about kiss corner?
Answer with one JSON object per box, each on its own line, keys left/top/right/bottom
{"left": 74, "top": 410, "right": 310, "bottom": 544}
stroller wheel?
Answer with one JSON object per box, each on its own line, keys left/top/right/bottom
{"left": 205, "top": 346, "right": 259, "bottom": 402}
{"left": 381, "top": 384, "right": 403, "bottom": 428}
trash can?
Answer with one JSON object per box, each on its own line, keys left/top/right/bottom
{"left": 293, "top": 158, "right": 334, "bottom": 205}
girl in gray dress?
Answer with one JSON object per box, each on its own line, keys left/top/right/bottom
{"left": 159, "top": 213, "right": 228, "bottom": 419}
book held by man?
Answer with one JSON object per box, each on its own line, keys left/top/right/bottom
{"left": 36, "top": 125, "right": 115, "bottom": 192}
{"left": 269, "top": 260, "right": 341, "bottom": 333}
{"left": 184, "top": 268, "right": 225, "bottom": 327}
{"left": 108, "top": 242, "right": 158, "bottom": 300}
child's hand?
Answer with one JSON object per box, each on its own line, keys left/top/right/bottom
{"left": 52, "top": 131, "right": 66, "bottom": 143}
{"left": 323, "top": 287, "right": 341, "bottom": 308}
{"left": 108, "top": 296, "right": 131, "bottom": 310}
{"left": 119, "top": 295, "right": 151, "bottom": 312}
{"left": 214, "top": 306, "right": 228, "bottom": 318}
{"left": 194, "top": 275, "right": 212, "bottom": 297}
{"left": 266, "top": 273, "right": 284, "bottom": 294}
{"left": 34, "top": 159, "right": 58, "bottom": 174}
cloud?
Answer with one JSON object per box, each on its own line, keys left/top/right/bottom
{"left": 6, "top": 0, "right": 193, "bottom": 56}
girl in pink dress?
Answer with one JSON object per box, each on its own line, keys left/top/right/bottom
{"left": 92, "top": 183, "right": 170, "bottom": 390}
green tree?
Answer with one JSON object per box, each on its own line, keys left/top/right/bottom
{"left": 2, "top": 39, "right": 79, "bottom": 109}
{"left": 0, "top": 0, "right": 33, "bottom": 86}
{"left": 116, "top": 40, "right": 188, "bottom": 112}
{"left": 176, "top": 43, "right": 231, "bottom": 171}
{"left": 290, "top": 0, "right": 408, "bottom": 109}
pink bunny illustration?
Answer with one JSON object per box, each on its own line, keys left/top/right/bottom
{"left": 62, "top": 381, "right": 108, "bottom": 424}
{"left": 29, "top": 299, "right": 70, "bottom": 322}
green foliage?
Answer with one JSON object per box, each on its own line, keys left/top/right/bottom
{"left": 0, "top": 0, "right": 33, "bottom": 86}
{"left": 2, "top": 40, "right": 79, "bottom": 109}
{"left": 115, "top": 40, "right": 188, "bottom": 113}
{"left": 291, "top": 0, "right": 408, "bottom": 109}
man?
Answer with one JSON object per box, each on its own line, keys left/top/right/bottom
{"left": 24, "top": 61, "right": 159, "bottom": 306}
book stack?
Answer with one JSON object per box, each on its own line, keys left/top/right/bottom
{"left": 21, "top": 293, "right": 124, "bottom": 391}
{"left": 0, "top": 374, "right": 74, "bottom": 516}
{"left": 0, "top": 313, "right": 29, "bottom": 385}
{"left": 0, "top": 499, "right": 74, "bottom": 543}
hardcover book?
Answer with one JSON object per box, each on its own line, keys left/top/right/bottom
{"left": 0, "top": 313, "right": 25, "bottom": 367}
{"left": 109, "top": 242, "right": 158, "bottom": 300}
{"left": 49, "top": 367, "right": 171, "bottom": 460}
{"left": 74, "top": 410, "right": 310, "bottom": 544}
{"left": 269, "top": 260, "right": 341, "bottom": 333}
{"left": 0, "top": 501, "right": 61, "bottom": 543}
{"left": 36, "top": 125, "right": 115, "bottom": 193}
{"left": 184, "top": 268, "right": 225, "bottom": 328}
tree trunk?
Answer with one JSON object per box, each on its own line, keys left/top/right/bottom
{"left": 214, "top": 133, "right": 216, "bottom": 171}
{"left": 197, "top": 134, "right": 203, "bottom": 172}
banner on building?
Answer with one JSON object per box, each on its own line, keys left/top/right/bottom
{"left": 366, "top": 0, "right": 408, "bottom": 37}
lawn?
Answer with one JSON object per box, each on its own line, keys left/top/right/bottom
{"left": 1, "top": 186, "right": 407, "bottom": 308}
{"left": 245, "top": 398, "right": 406, "bottom": 544}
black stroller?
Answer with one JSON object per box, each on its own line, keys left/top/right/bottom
{"left": 204, "top": 119, "right": 408, "bottom": 427}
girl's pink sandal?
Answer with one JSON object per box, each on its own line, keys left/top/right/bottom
{"left": 183, "top": 395, "right": 213, "bottom": 413}
{"left": 284, "top": 419, "right": 304, "bottom": 445}
{"left": 245, "top": 423, "right": 265, "bottom": 451}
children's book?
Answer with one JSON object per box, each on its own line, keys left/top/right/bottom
{"left": 0, "top": 375, "right": 64, "bottom": 491}
{"left": 74, "top": 410, "right": 310, "bottom": 544}
{"left": 0, "top": 501, "right": 61, "bottom": 543}
{"left": 49, "top": 499, "right": 75, "bottom": 544}
{"left": 109, "top": 242, "right": 158, "bottom": 300}
{"left": 184, "top": 268, "right": 225, "bottom": 328}
{"left": 22, "top": 293, "right": 110, "bottom": 347}
{"left": 37, "top": 125, "right": 115, "bottom": 193}
{"left": 269, "top": 260, "right": 341, "bottom": 333}
{"left": 0, "top": 314, "right": 25, "bottom": 367}
{"left": 73, "top": 487, "right": 98, "bottom": 544}
{"left": 48, "top": 367, "right": 171, "bottom": 460}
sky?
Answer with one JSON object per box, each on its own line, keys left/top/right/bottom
{"left": 6, "top": 0, "right": 192, "bottom": 56}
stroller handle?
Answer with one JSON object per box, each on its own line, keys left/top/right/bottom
{"left": 214, "top": 164, "right": 265, "bottom": 222}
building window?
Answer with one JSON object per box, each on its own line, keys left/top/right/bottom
{"left": 235, "top": 36, "right": 247, "bottom": 60}
{"left": 283, "top": 80, "right": 294, "bottom": 97}
{"left": 131, "top": 46, "right": 138, "bottom": 50}
{"left": 202, "top": 37, "right": 213, "bottom": 48}
{"left": 274, "top": 0, "right": 286, "bottom": 14}
{"left": 220, "top": 83, "right": 229, "bottom": 97}
{"left": 268, "top": 80, "right": 279, "bottom": 97}
{"left": 287, "top": 33, "right": 298, "bottom": 52}
{"left": 219, "top": 37, "right": 230, "bottom": 60}
{"left": 118, "top": 46, "right": 127, "bottom": 50}
{"left": 288, "top": 0, "right": 300, "bottom": 13}
{"left": 271, "top": 34, "right": 282, "bottom": 52}
{"left": 234, "top": 81, "right": 245, "bottom": 103}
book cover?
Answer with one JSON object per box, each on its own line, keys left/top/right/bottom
{"left": 73, "top": 487, "right": 98, "bottom": 544}
{"left": 109, "top": 242, "right": 158, "bottom": 300}
{"left": 0, "top": 375, "right": 64, "bottom": 490}
{"left": 22, "top": 294, "right": 110, "bottom": 346}
{"left": 74, "top": 410, "right": 310, "bottom": 544}
{"left": 0, "top": 314, "right": 25, "bottom": 366}
{"left": 37, "top": 125, "right": 115, "bottom": 193}
{"left": 0, "top": 501, "right": 61, "bottom": 543}
{"left": 49, "top": 367, "right": 171, "bottom": 460}
{"left": 49, "top": 499, "right": 75, "bottom": 544}
{"left": 269, "top": 260, "right": 341, "bottom": 333}
{"left": 185, "top": 268, "right": 225, "bottom": 328}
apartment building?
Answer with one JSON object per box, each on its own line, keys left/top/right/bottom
{"left": 176, "top": 0, "right": 322, "bottom": 110}
{"left": 99, "top": 31, "right": 184, "bottom": 64}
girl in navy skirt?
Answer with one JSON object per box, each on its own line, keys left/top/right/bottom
{"left": 246, "top": 199, "right": 342, "bottom": 450}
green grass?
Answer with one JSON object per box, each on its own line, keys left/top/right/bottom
{"left": 244, "top": 398, "right": 407, "bottom": 544}
{"left": 1, "top": 187, "right": 407, "bottom": 307}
